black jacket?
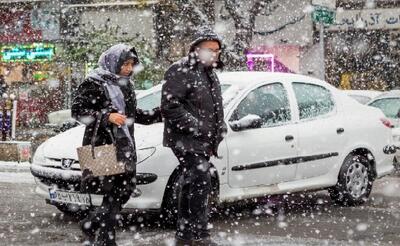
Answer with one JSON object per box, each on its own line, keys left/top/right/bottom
{"left": 72, "top": 75, "right": 161, "bottom": 193}
{"left": 161, "top": 57, "right": 226, "bottom": 156}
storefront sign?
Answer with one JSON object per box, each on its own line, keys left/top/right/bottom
{"left": 1, "top": 43, "right": 55, "bottom": 62}
{"left": 312, "top": 6, "right": 336, "bottom": 25}
{"left": 330, "top": 8, "right": 400, "bottom": 30}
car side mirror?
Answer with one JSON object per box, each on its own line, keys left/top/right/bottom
{"left": 229, "top": 114, "right": 262, "bottom": 131}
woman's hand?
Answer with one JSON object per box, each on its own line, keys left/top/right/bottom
{"left": 108, "top": 113, "right": 127, "bottom": 126}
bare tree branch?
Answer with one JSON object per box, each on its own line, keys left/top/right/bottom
{"left": 254, "top": 14, "right": 306, "bottom": 35}
{"left": 154, "top": 0, "right": 306, "bottom": 70}
{"left": 187, "top": 0, "right": 213, "bottom": 26}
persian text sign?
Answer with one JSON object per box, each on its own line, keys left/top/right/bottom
{"left": 329, "top": 8, "right": 400, "bottom": 30}
{"left": 1, "top": 43, "right": 55, "bottom": 62}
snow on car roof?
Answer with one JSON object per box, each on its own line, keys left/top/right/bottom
{"left": 217, "top": 71, "right": 327, "bottom": 88}
{"left": 342, "top": 89, "right": 382, "bottom": 98}
{"left": 370, "top": 90, "right": 400, "bottom": 102}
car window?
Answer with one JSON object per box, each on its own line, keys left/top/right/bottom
{"left": 137, "top": 91, "right": 162, "bottom": 111}
{"left": 369, "top": 98, "right": 400, "bottom": 118}
{"left": 293, "top": 82, "right": 335, "bottom": 120}
{"left": 231, "top": 83, "right": 291, "bottom": 127}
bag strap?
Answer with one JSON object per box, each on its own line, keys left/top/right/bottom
{"left": 90, "top": 112, "right": 102, "bottom": 159}
{"left": 90, "top": 83, "right": 117, "bottom": 159}
{"left": 88, "top": 193, "right": 93, "bottom": 207}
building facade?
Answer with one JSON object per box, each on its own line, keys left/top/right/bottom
{"left": 0, "top": 0, "right": 156, "bottom": 127}
{"left": 326, "top": 0, "right": 400, "bottom": 89}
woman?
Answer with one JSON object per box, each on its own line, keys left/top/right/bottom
{"left": 72, "top": 44, "right": 161, "bottom": 246}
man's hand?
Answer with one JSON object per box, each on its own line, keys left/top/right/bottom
{"left": 108, "top": 113, "right": 127, "bottom": 126}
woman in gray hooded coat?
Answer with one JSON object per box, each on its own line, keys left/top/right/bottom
{"left": 72, "top": 44, "right": 161, "bottom": 245}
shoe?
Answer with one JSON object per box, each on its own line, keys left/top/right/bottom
{"left": 80, "top": 220, "right": 96, "bottom": 245}
{"left": 81, "top": 238, "right": 94, "bottom": 246}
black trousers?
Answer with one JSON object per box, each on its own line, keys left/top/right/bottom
{"left": 81, "top": 174, "right": 133, "bottom": 245}
{"left": 172, "top": 149, "right": 212, "bottom": 241}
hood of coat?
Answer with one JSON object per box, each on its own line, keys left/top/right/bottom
{"left": 188, "top": 26, "right": 224, "bottom": 69}
{"left": 88, "top": 44, "right": 139, "bottom": 83}
{"left": 99, "top": 43, "right": 139, "bottom": 74}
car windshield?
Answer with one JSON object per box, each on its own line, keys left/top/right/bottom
{"left": 137, "top": 84, "right": 232, "bottom": 111}
{"left": 369, "top": 97, "right": 400, "bottom": 118}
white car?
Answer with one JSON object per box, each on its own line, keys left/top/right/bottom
{"left": 368, "top": 90, "right": 400, "bottom": 165}
{"left": 342, "top": 90, "right": 382, "bottom": 104}
{"left": 31, "top": 72, "right": 396, "bottom": 219}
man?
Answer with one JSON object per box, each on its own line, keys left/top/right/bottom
{"left": 161, "top": 27, "right": 227, "bottom": 246}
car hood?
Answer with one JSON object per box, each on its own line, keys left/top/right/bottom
{"left": 43, "top": 123, "right": 164, "bottom": 159}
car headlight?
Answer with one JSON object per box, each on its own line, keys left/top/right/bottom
{"left": 137, "top": 147, "right": 156, "bottom": 164}
{"left": 32, "top": 143, "right": 46, "bottom": 164}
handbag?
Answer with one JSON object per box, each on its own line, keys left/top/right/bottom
{"left": 77, "top": 112, "right": 125, "bottom": 177}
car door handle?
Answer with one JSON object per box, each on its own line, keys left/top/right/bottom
{"left": 285, "top": 135, "right": 294, "bottom": 142}
{"left": 337, "top": 128, "right": 344, "bottom": 134}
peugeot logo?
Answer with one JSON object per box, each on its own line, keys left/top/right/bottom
{"left": 61, "top": 159, "right": 74, "bottom": 169}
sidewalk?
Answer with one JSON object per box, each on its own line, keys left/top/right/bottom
{"left": 0, "top": 161, "right": 31, "bottom": 172}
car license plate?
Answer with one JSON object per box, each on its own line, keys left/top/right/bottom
{"left": 49, "top": 188, "right": 91, "bottom": 205}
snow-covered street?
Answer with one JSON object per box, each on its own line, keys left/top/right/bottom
{"left": 1, "top": 163, "right": 400, "bottom": 245}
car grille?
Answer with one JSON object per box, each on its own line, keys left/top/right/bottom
{"left": 46, "top": 158, "right": 81, "bottom": 171}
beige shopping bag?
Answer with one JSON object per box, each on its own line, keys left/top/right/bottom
{"left": 77, "top": 143, "right": 125, "bottom": 177}
{"left": 77, "top": 110, "right": 125, "bottom": 177}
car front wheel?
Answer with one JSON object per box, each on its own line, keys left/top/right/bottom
{"left": 329, "top": 154, "right": 373, "bottom": 206}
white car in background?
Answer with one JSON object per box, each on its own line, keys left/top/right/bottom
{"left": 31, "top": 72, "right": 396, "bottom": 220}
{"left": 368, "top": 90, "right": 400, "bottom": 165}
{"left": 47, "top": 109, "right": 75, "bottom": 126}
{"left": 342, "top": 90, "right": 382, "bottom": 104}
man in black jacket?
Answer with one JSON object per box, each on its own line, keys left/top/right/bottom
{"left": 161, "top": 27, "right": 226, "bottom": 246}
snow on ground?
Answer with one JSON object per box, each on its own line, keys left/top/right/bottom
{"left": 116, "top": 233, "right": 347, "bottom": 246}
{"left": 0, "top": 161, "right": 31, "bottom": 171}
{"left": 0, "top": 161, "right": 35, "bottom": 184}
{"left": 0, "top": 161, "right": 33, "bottom": 183}
{"left": 40, "top": 232, "right": 360, "bottom": 246}
{"left": 0, "top": 172, "right": 34, "bottom": 184}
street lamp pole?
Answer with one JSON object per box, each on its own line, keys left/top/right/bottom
{"left": 320, "top": 20, "right": 325, "bottom": 80}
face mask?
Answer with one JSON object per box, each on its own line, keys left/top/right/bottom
{"left": 196, "top": 48, "right": 218, "bottom": 67}
{"left": 133, "top": 63, "right": 144, "bottom": 74}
